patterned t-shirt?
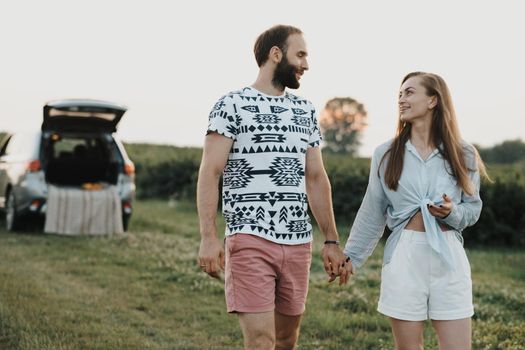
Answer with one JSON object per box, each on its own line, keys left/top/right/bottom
{"left": 207, "top": 86, "right": 322, "bottom": 245}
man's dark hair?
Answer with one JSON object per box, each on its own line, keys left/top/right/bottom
{"left": 253, "top": 25, "right": 303, "bottom": 67}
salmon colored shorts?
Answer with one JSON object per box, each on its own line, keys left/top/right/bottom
{"left": 225, "top": 233, "right": 312, "bottom": 316}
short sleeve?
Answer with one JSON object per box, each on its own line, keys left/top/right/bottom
{"left": 308, "top": 105, "right": 322, "bottom": 148}
{"left": 207, "top": 95, "right": 238, "bottom": 140}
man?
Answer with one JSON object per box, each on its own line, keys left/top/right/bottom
{"left": 197, "top": 25, "right": 349, "bottom": 350}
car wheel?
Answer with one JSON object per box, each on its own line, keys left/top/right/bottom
{"left": 6, "top": 191, "right": 21, "bottom": 232}
{"left": 122, "top": 214, "right": 130, "bottom": 232}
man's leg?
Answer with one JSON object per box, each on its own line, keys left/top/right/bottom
{"left": 275, "top": 311, "right": 302, "bottom": 350}
{"left": 273, "top": 242, "right": 311, "bottom": 349}
{"left": 238, "top": 311, "right": 275, "bottom": 350}
{"left": 432, "top": 318, "right": 471, "bottom": 350}
{"left": 390, "top": 318, "right": 425, "bottom": 350}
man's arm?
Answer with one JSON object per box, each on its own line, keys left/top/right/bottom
{"left": 305, "top": 147, "right": 349, "bottom": 283}
{"left": 197, "top": 133, "right": 234, "bottom": 278}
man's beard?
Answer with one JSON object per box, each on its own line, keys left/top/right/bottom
{"left": 272, "top": 56, "right": 300, "bottom": 90}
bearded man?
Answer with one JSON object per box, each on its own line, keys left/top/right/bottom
{"left": 197, "top": 25, "right": 348, "bottom": 350}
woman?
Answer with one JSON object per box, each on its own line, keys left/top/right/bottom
{"left": 340, "top": 72, "right": 488, "bottom": 349}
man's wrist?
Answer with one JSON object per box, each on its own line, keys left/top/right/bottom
{"left": 324, "top": 240, "right": 340, "bottom": 245}
{"left": 200, "top": 229, "right": 218, "bottom": 240}
{"left": 324, "top": 231, "right": 339, "bottom": 241}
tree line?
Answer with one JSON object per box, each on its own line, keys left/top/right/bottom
{"left": 124, "top": 140, "right": 525, "bottom": 247}
{"left": 1, "top": 131, "right": 523, "bottom": 246}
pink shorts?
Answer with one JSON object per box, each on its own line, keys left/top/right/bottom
{"left": 225, "top": 233, "right": 312, "bottom": 316}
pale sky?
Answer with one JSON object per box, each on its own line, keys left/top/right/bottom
{"left": 1, "top": 0, "right": 524, "bottom": 156}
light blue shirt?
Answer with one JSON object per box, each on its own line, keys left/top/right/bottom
{"left": 343, "top": 139, "right": 482, "bottom": 271}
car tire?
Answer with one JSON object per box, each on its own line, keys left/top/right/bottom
{"left": 5, "top": 191, "right": 21, "bottom": 232}
{"left": 122, "top": 214, "right": 130, "bottom": 232}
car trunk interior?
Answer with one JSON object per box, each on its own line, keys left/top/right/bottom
{"left": 43, "top": 133, "right": 122, "bottom": 187}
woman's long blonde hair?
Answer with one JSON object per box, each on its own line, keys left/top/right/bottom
{"left": 381, "top": 72, "right": 488, "bottom": 195}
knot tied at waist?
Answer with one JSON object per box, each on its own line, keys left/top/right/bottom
{"left": 417, "top": 198, "right": 456, "bottom": 271}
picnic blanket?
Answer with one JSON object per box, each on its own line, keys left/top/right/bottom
{"left": 44, "top": 185, "right": 123, "bottom": 235}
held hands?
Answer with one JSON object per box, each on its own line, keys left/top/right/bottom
{"left": 322, "top": 242, "right": 353, "bottom": 286}
{"left": 428, "top": 193, "right": 453, "bottom": 219}
{"left": 198, "top": 236, "right": 225, "bottom": 279}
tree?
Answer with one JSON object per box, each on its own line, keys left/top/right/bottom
{"left": 319, "top": 97, "right": 367, "bottom": 155}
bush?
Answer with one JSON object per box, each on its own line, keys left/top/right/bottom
{"left": 464, "top": 179, "right": 525, "bottom": 246}
{"left": 125, "top": 143, "right": 525, "bottom": 247}
{"left": 125, "top": 143, "right": 201, "bottom": 199}
{"left": 477, "top": 139, "right": 525, "bottom": 164}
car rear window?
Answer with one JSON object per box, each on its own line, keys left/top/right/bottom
{"left": 44, "top": 134, "right": 122, "bottom": 163}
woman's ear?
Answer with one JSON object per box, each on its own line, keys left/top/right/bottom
{"left": 428, "top": 96, "right": 438, "bottom": 109}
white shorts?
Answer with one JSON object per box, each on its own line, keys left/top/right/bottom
{"left": 378, "top": 229, "right": 474, "bottom": 321}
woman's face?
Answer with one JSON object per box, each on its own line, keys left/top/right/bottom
{"left": 398, "top": 76, "right": 436, "bottom": 123}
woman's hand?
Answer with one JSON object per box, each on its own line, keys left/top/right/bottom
{"left": 428, "top": 194, "right": 453, "bottom": 219}
{"left": 335, "top": 256, "right": 354, "bottom": 286}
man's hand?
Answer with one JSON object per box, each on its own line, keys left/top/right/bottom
{"left": 197, "top": 133, "right": 232, "bottom": 280}
{"left": 321, "top": 244, "right": 348, "bottom": 283}
{"left": 198, "top": 236, "right": 225, "bottom": 279}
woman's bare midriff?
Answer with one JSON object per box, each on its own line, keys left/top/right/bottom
{"left": 405, "top": 211, "right": 451, "bottom": 232}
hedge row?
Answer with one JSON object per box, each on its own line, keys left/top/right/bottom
{"left": 127, "top": 146, "right": 525, "bottom": 247}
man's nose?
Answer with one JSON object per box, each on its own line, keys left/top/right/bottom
{"left": 302, "top": 59, "right": 309, "bottom": 71}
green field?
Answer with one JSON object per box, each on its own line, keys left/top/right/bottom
{"left": 0, "top": 200, "right": 524, "bottom": 349}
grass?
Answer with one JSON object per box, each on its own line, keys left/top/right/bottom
{"left": 0, "top": 199, "right": 524, "bottom": 349}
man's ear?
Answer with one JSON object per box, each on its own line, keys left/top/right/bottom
{"left": 269, "top": 46, "right": 282, "bottom": 64}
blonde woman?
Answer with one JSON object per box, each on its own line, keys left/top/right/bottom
{"left": 340, "top": 72, "right": 488, "bottom": 349}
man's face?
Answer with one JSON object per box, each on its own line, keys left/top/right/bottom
{"left": 272, "top": 33, "right": 309, "bottom": 90}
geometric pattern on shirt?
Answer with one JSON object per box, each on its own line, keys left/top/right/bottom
{"left": 239, "top": 125, "right": 309, "bottom": 135}
{"left": 289, "top": 205, "right": 307, "bottom": 219}
{"left": 268, "top": 157, "right": 305, "bottom": 186}
{"left": 209, "top": 108, "right": 233, "bottom": 122}
{"left": 240, "top": 145, "right": 304, "bottom": 154}
{"left": 309, "top": 140, "right": 321, "bottom": 148}
{"left": 241, "top": 105, "right": 260, "bottom": 113}
{"left": 286, "top": 219, "right": 309, "bottom": 233}
{"left": 251, "top": 133, "right": 286, "bottom": 143}
{"left": 291, "top": 108, "right": 311, "bottom": 127}
{"left": 275, "top": 230, "right": 311, "bottom": 240}
{"left": 223, "top": 191, "right": 308, "bottom": 207}
{"left": 223, "top": 159, "right": 254, "bottom": 189}
{"left": 270, "top": 105, "right": 289, "bottom": 114}
{"left": 239, "top": 95, "right": 287, "bottom": 102}
{"left": 224, "top": 157, "right": 303, "bottom": 187}
{"left": 213, "top": 99, "right": 226, "bottom": 111}
{"left": 292, "top": 115, "right": 311, "bottom": 127}
{"left": 292, "top": 108, "right": 307, "bottom": 115}
{"left": 224, "top": 207, "right": 259, "bottom": 227}
{"left": 254, "top": 114, "right": 281, "bottom": 124}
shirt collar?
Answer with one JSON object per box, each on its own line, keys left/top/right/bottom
{"left": 405, "top": 140, "right": 442, "bottom": 162}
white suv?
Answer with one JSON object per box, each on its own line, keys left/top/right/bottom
{"left": 0, "top": 99, "right": 136, "bottom": 231}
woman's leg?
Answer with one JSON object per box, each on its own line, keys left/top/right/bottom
{"left": 390, "top": 318, "right": 425, "bottom": 350}
{"left": 432, "top": 318, "right": 471, "bottom": 350}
